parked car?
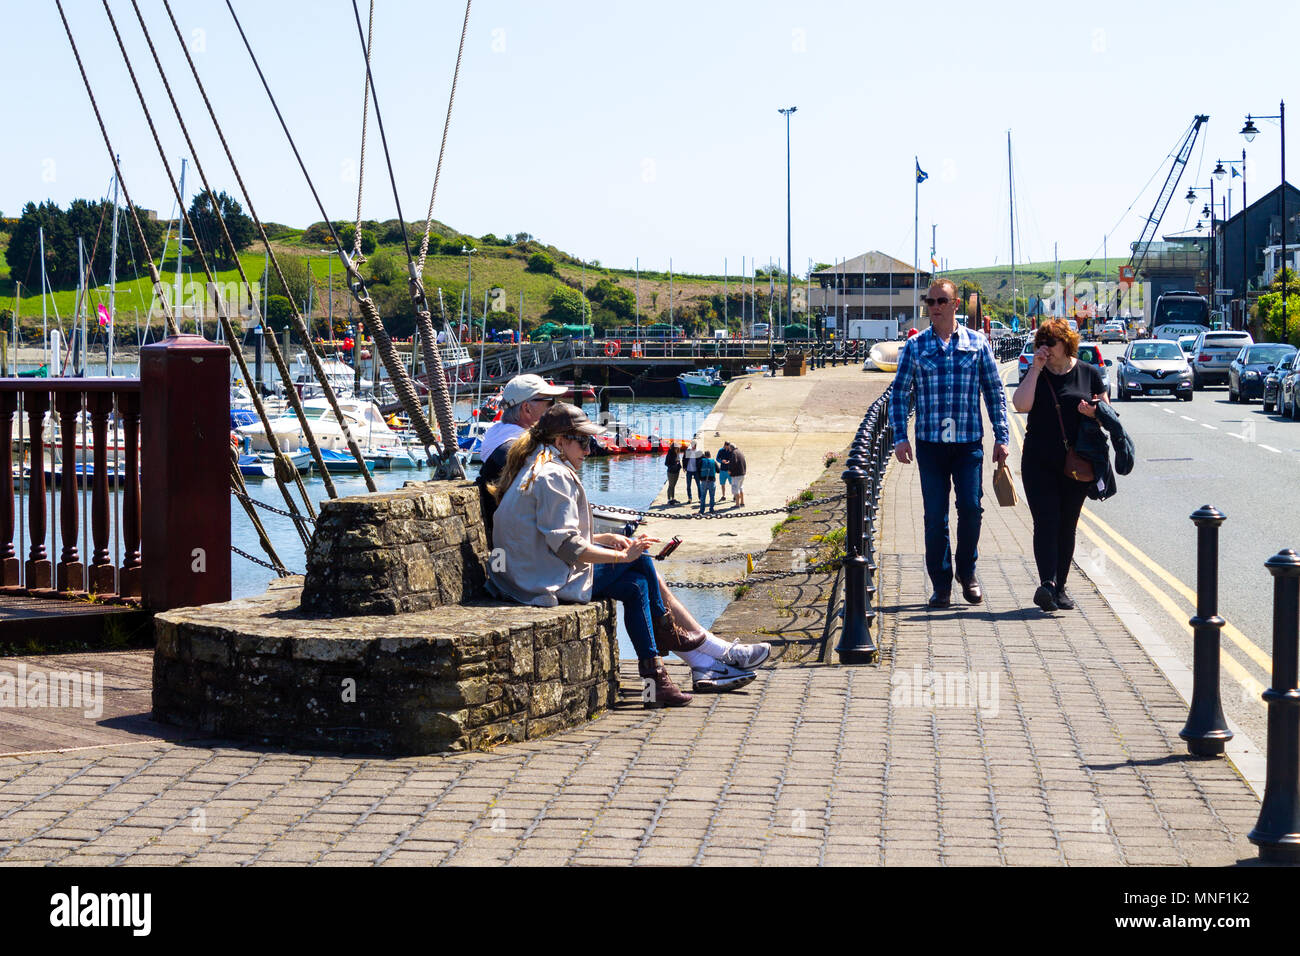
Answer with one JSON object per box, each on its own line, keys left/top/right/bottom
{"left": 1114, "top": 339, "right": 1193, "bottom": 401}
{"left": 1228, "top": 343, "right": 1297, "bottom": 403}
{"left": 1190, "top": 330, "right": 1254, "bottom": 389}
{"left": 1281, "top": 358, "right": 1300, "bottom": 418}
{"left": 1098, "top": 320, "right": 1128, "bottom": 344}
{"left": 1017, "top": 339, "right": 1035, "bottom": 382}
{"left": 1264, "top": 351, "right": 1298, "bottom": 414}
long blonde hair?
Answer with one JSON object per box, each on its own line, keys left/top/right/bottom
{"left": 489, "top": 417, "right": 572, "bottom": 501}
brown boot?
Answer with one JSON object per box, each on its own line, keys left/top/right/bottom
{"left": 652, "top": 614, "right": 706, "bottom": 653}
{"left": 638, "top": 657, "right": 693, "bottom": 708}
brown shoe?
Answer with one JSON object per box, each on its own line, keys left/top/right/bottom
{"left": 957, "top": 576, "right": 983, "bottom": 605}
{"left": 638, "top": 657, "right": 693, "bottom": 708}
{"left": 652, "top": 614, "right": 706, "bottom": 653}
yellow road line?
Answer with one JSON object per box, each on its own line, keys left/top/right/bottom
{"left": 1079, "top": 507, "right": 1274, "bottom": 673}
{"left": 1076, "top": 515, "right": 1267, "bottom": 702}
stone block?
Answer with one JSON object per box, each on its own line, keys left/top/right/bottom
{"left": 536, "top": 647, "right": 561, "bottom": 681}
{"left": 530, "top": 681, "right": 565, "bottom": 718}
{"left": 189, "top": 633, "right": 231, "bottom": 666}
{"left": 561, "top": 643, "right": 591, "bottom": 682}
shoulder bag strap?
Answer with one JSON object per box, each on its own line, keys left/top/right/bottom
{"left": 1045, "top": 370, "right": 1072, "bottom": 452}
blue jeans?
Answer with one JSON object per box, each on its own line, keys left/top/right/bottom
{"left": 592, "top": 554, "right": 665, "bottom": 661}
{"left": 685, "top": 470, "right": 697, "bottom": 500}
{"left": 915, "top": 440, "right": 985, "bottom": 593}
{"left": 698, "top": 479, "right": 715, "bottom": 513}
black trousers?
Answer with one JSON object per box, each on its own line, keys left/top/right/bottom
{"left": 1020, "top": 456, "right": 1089, "bottom": 591}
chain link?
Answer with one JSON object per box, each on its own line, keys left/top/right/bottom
{"left": 595, "top": 491, "right": 847, "bottom": 521}
{"left": 231, "top": 488, "right": 316, "bottom": 526}
{"left": 231, "top": 544, "right": 300, "bottom": 576}
{"left": 663, "top": 558, "right": 843, "bottom": 588}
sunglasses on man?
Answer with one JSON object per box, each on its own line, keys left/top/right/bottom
{"left": 923, "top": 296, "right": 951, "bottom": 306}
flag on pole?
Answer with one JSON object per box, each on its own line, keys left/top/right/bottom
{"left": 915, "top": 160, "right": 928, "bottom": 184}
{"left": 96, "top": 304, "right": 112, "bottom": 328}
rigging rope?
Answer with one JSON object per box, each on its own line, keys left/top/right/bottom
{"left": 226, "top": 0, "right": 443, "bottom": 460}
{"left": 100, "top": 0, "right": 317, "bottom": 539}
{"left": 352, "top": 0, "right": 374, "bottom": 264}
{"left": 349, "top": 0, "right": 470, "bottom": 476}
{"left": 52, "top": 0, "right": 180, "bottom": 340}
{"left": 157, "top": 0, "right": 380, "bottom": 494}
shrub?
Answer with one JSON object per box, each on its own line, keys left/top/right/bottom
{"left": 527, "top": 252, "right": 557, "bottom": 274}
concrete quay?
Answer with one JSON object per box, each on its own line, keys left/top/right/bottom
{"left": 0, "top": 359, "right": 1267, "bottom": 866}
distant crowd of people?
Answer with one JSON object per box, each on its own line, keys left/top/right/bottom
{"left": 663, "top": 439, "right": 746, "bottom": 514}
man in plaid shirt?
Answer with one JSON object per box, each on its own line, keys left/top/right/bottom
{"left": 889, "top": 279, "right": 1010, "bottom": 608}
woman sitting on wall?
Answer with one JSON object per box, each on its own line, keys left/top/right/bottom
{"left": 489, "top": 404, "right": 768, "bottom": 705}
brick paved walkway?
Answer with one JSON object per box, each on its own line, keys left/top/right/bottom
{"left": 0, "top": 363, "right": 1264, "bottom": 866}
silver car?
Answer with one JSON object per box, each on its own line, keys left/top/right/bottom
{"left": 1115, "top": 339, "right": 1193, "bottom": 401}
{"left": 1191, "top": 330, "right": 1254, "bottom": 389}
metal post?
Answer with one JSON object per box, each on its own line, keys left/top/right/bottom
{"left": 1250, "top": 547, "right": 1300, "bottom": 862}
{"left": 1180, "top": 506, "right": 1233, "bottom": 756}
{"left": 837, "top": 456, "right": 877, "bottom": 664}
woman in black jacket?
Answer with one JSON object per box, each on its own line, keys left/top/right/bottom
{"left": 1011, "top": 318, "right": 1107, "bottom": 612}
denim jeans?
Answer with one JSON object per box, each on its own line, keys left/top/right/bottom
{"left": 592, "top": 554, "right": 666, "bottom": 661}
{"left": 698, "top": 479, "right": 715, "bottom": 514}
{"left": 914, "top": 439, "right": 985, "bottom": 593}
{"left": 685, "top": 470, "right": 697, "bottom": 500}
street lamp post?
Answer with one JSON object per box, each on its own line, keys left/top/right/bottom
{"left": 1243, "top": 101, "right": 1286, "bottom": 339}
{"left": 1187, "top": 183, "right": 1220, "bottom": 324}
{"left": 1214, "top": 151, "right": 1248, "bottom": 330}
{"left": 779, "top": 106, "right": 797, "bottom": 367}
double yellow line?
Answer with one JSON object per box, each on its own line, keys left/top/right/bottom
{"left": 999, "top": 363, "right": 1269, "bottom": 706}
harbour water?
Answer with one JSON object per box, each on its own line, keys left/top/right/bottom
{"left": 231, "top": 394, "right": 729, "bottom": 658}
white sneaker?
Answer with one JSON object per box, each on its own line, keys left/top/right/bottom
{"left": 691, "top": 661, "right": 758, "bottom": 693}
{"left": 722, "top": 641, "right": 771, "bottom": 669}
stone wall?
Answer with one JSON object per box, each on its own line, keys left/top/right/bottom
{"left": 154, "top": 481, "right": 623, "bottom": 755}
{"left": 300, "top": 482, "right": 488, "bottom": 615}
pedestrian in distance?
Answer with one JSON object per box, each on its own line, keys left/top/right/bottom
{"left": 889, "top": 278, "right": 1010, "bottom": 608}
{"left": 728, "top": 444, "right": 747, "bottom": 508}
{"left": 1011, "top": 318, "right": 1107, "bottom": 612}
{"left": 697, "top": 448, "right": 718, "bottom": 514}
{"left": 716, "top": 442, "right": 734, "bottom": 501}
{"left": 683, "top": 439, "right": 701, "bottom": 502}
{"left": 664, "top": 442, "right": 682, "bottom": 505}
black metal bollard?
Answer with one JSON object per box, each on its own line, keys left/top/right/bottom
{"left": 1180, "top": 506, "right": 1234, "bottom": 756}
{"left": 838, "top": 462, "right": 877, "bottom": 663}
{"left": 1249, "top": 548, "right": 1300, "bottom": 863}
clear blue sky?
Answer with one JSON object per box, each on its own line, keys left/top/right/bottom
{"left": 2, "top": 0, "right": 1296, "bottom": 276}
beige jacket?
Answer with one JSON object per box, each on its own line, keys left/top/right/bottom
{"left": 488, "top": 445, "right": 594, "bottom": 606}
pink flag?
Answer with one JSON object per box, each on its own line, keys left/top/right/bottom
{"left": 96, "top": 304, "right": 112, "bottom": 328}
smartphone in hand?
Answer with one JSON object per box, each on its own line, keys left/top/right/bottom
{"left": 655, "top": 536, "right": 683, "bottom": 560}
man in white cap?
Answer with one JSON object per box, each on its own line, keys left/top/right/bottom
{"left": 476, "top": 374, "right": 568, "bottom": 543}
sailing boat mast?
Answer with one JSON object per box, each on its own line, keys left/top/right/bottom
{"left": 175, "top": 157, "right": 187, "bottom": 334}
{"left": 108, "top": 157, "right": 121, "bottom": 377}
{"left": 40, "top": 226, "right": 48, "bottom": 371}
{"left": 1007, "top": 132, "right": 1016, "bottom": 332}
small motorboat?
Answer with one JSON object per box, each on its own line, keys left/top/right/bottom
{"left": 866, "top": 341, "right": 903, "bottom": 372}
{"left": 677, "top": 367, "right": 725, "bottom": 398}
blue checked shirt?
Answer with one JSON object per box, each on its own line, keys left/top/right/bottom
{"left": 889, "top": 325, "right": 1009, "bottom": 447}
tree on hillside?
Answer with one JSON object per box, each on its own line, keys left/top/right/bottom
{"left": 366, "top": 249, "right": 401, "bottom": 286}
{"left": 267, "top": 254, "right": 312, "bottom": 308}
{"left": 527, "top": 252, "right": 556, "bottom": 275}
{"left": 7, "top": 201, "right": 74, "bottom": 286}
{"left": 186, "top": 190, "right": 255, "bottom": 265}
{"left": 543, "top": 287, "right": 591, "bottom": 325}
{"left": 264, "top": 294, "right": 294, "bottom": 332}
{"left": 337, "top": 223, "right": 377, "bottom": 256}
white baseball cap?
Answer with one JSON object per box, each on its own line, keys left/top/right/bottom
{"left": 501, "top": 374, "right": 567, "bottom": 408}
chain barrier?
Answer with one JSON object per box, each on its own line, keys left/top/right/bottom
{"left": 232, "top": 544, "right": 302, "bottom": 576}
{"left": 664, "top": 557, "right": 843, "bottom": 589}
{"left": 595, "top": 491, "right": 847, "bottom": 521}
{"left": 231, "top": 488, "right": 317, "bottom": 527}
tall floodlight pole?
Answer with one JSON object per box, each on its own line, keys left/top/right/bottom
{"left": 779, "top": 107, "right": 797, "bottom": 349}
